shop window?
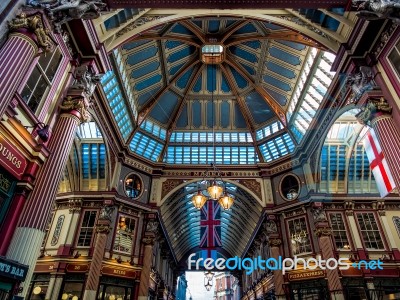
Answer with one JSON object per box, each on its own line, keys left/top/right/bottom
{"left": 21, "top": 48, "right": 62, "bottom": 113}
{"left": 388, "top": 39, "right": 400, "bottom": 79}
{"left": 0, "top": 170, "right": 16, "bottom": 228}
{"left": 77, "top": 210, "right": 97, "bottom": 247}
{"left": 393, "top": 216, "right": 400, "bottom": 237}
{"left": 27, "top": 274, "right": 50, "bottom": 300}
{"left": 356, "top": 213, "right": 385, "bottom": 250}
{"left": 328, "top": 212, "right": 350, "bottom": 249}
{"left": 60, "top": 274, "right": 85, "bottom": 300}
{"left": 97, "top": 276, "right": 134, "bottom": 300}
{"left": 288, "top": 217, "right": 312, "bottom": 255}
{"left": 113, "top": 215, "right": 135, "bottom": 254}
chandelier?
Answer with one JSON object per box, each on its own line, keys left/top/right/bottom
{"left": 191, "top": 51, "right": 234, "bottom": 211}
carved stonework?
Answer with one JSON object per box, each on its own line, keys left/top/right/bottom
{"left": 239, "top": 179, "right": 262, "bottom": 199}
{"left": 96, "top": 224, "right": 111, "bottom": 234}
{"left": 70, "top": 64, "right": 102, "bottom": 98}
{"left": 356, "top": 97, "right": 392, "bottom": 125}
{"left": 269, "top": 238, "right": 282, "bottom": 246}
{"left": 60, "top": 96, "right": 91, "bottom": 122}
{"left": 68, "top": 198, "right": 82, "bottom": 213}
{"left": 27, "top": 0, "right": 108, "bottom": 33}
{"left": 353, "top": 0, "right": 400, "bottom": 24}
{"left": 99, "top": 205, "right": 114, "bottom": 221}
{"left": 265, "top": 220, "right": 278, "bottom": 234}
{"left": 142, "top": 236, "right": 155, "bottom": 245}
{"left": 115, "top": 15, "right": 172, "bottom": 38}
{"left": 311, "top": 207, "right": 327, "bottom": 223}
{"left": 314, "top": 227, "right": 332, "bottom": 237}
{"left": 146, "top": 220, "right": 159, "bottom": 234}
{"left": 9, "top": 12, "right": 54, "bottom": 51}
{"left": 161, "top": 179, "right": 184, "bottom": 199}
{"left": 345, "top": 66, "right": 377, "bottom": 103}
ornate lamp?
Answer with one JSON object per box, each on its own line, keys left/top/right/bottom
{"left": 192, "top": 189, "right": 207, "bottom": 209}
{"left": 218, "top": 191, "right": 234, "bottom": 210}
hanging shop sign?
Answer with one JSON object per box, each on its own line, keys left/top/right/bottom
{"left": 0, "top": 256, "right": 28, "bottom": 281}
{"left": 0, "top": 135, "right": 27, "bottom": 180}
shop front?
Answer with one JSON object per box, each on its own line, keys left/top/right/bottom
{"left": 283, "top": 269, "right": 330, "bottom": 300}
{"left": 0, "top": 256, "right": 28, "bottom": 300}
{"left": 97, "top": 264, "right": 140, "bottom": 300}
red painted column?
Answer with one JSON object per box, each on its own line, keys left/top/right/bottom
{"left": 83, "top": 210, "right": 112, "bottom": 300}
{"left": 0, "top": 185, "right": 31, "bottom": 255}
{"left": 357, "top": 97, "right": 400, "bottom": 191}
{"left": 6, "top": 93, "right": 90, "bottom": 297}
{"left": 0, "top": 12, "right": 52, "bottom": 118}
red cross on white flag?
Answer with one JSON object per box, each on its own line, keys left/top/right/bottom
{"left": 363, "top": 128, "right": 396, "bottom": 197}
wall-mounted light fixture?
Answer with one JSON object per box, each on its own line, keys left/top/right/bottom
{"left": 25, "top": 122, "right": 50, "bottom": 142}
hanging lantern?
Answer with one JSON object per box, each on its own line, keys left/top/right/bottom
{"left": 207, "top": 180, "right": 223, "bottom": 199}
{"left": 218, "top": 192, "right": 234, "bottom": 210}
{"left": 192, "top": 190, "right": 207, "bottom": 209}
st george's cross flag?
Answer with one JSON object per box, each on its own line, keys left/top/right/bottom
{"left": 199, "top": 200, "right": 222, "bottom": 248}
{"left": 363, "top": 128, "right": 396, "bottom": 197}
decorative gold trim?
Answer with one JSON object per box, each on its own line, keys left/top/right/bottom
{"left": 314, "top": 227, "right": 332, "bottom": 236}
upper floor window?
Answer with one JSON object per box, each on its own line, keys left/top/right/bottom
{"left": 356, "top": 213, "right": 385, "bottom": 250}
{"left": 288, "top": 217, "right": 312, "bottom": 255}
{"left": 328, "top": 212, "right": 350, "bottom": 249}
{"left": 113, "top": 215, "right": 135, "bottom": 254}
{"left": 21, "top": 48, "right": 62, "bottom": 113}
{"left": 77, "top": 210, "right": 97, "bottom": 247}
{"left": 388, "top": 39, "right": 400, "bottom": 78}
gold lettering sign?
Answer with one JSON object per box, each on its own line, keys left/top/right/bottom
{"left": 0, "top": 174, "right": 11, "bottom": 193}
{"left": 0, "top": 135, "right": 27, "bottom": 179}
{"left": 288, "top": 270, "right": 325, "bottom": 281}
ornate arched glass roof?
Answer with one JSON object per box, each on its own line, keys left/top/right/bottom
{"left": 100, "top": 17, "right": 337, "bottom": 165}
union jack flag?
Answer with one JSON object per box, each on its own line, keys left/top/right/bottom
{"left": 200, "top": 201, "right": 222, "bottom": 248}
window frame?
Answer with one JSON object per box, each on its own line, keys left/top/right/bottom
{"left": 112, "top": 214, "right": 137, "bottom": 255}
{"left": 20, "top": 47, "right": 63, "bottom": 114}
{"left": 327, "top": 211, "right": 351, "bottom": 250}
{"left": 355, "top": 211, "right": 386, "bottom": 251}
{"left": 285, "top": 215, "right": 313, "bottom": 256}
{"left": 75, "top": 209, "right": 98, "bottom": 248}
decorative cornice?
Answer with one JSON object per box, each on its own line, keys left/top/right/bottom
{"left": 372, "top": 22, "right": 398, "bottom": 57}
{"left": 124, "top": 157, "right": 153, "bottom": 173}
{"left": 115, "top": 15, "right": 172, "bottom": 38}
{"left": 142, "top": 236, "right": 155, "bottom": 245}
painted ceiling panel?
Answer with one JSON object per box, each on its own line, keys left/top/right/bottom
{"left": 122, "top": 39, "right": 151, "bottom": 51}
{"left": 234, "top": 103, "right": 247, "bottom": 128}
{"left": 264, "top": 87, "right": 287, "bottom": 106}
{"left": 277, "top": 40, "right": 307, "bottom": 51}
{"left": 137, "top": 86, "right": 161, "bottom": 107}
{"left": 167, "top": 45, "right": 196, "bottom": 63}
{"left": 245, "top": 91, "right": 274, "bottom": 124}
{"left": 233, "top": 22, "right": 259, "bottom": 35}
{"left": 170, "top": 23, "right": 194, "bottom": 35}
{"left": 176, "top": 104, "right": 188, "bottom": 128}
{"left": 269, "top": 46, "right": 301, "bottom": 65}
{"left": 176, "top": 66, "right": 196, "bottom": 90}
{"left": 131, "top": 61, "right": 160, "bottom": 79}
{"left": 134, "top": 73, "right": 162, "bottom": 91}
{"left": 229, "top": 66, "right": 248, "bottom": 89}
{"left": 150, "top": 91, "right": 179, "bottom": 124}
{"left": 265, "top": 61, "right": 296, "bottom": 79}
{"left": 127, "top": 46, "right": 158, "bottom": 65}
{"left": 208, "top": 20, "right": 220, "bottom": 33}
{"left": 229, "top": 46, "right": 258, "bottom": 64}
{"left": 263, "top": 74, "right": 291, "bottom": 92}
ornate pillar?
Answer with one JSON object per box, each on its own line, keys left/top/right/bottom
{"left": 0, "top": 12, "right": 53, "bottom": 118}
{"left": 6, "top": 64, "right": 100, "bottom": 297}
{"left": 312, "top": 206, "right": 344, "bottom": 300}
{"left": 356, "top": 97, "right": 400, "bottom": 191}
{"left": 269, "top": 236, "right": 284, "bottom": 300}
{"left": 83, "top": 206, "right": 113, "bottom": 300}
{"left": 138, "top": 218, "right": 159, "bottom": 300}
